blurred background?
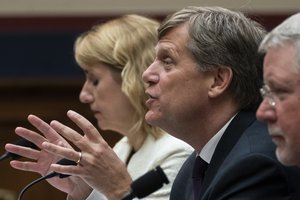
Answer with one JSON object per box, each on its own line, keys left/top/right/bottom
{"left": 0, "top": 0, "right": 298, "bottom": 199}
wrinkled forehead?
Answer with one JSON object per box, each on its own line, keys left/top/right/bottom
{"left": 156, "top": 24, "right": 189, "bottom": 53}
{"left": 263, "top": 43, "right": 300, "bottom": 83}
{"left": 265, "top": 43, "right": 299, "bottom": 71}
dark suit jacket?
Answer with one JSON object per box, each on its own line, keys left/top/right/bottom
{"left": 170, "top": 111, "right": 300, "bottom": 200}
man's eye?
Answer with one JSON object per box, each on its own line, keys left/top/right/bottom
{"left": 271, "top": 87, "right": 289, "bottom": 101}
{"left": 163, "top": 58, "right": 172, "bottom": 65}
{"left": 92, "top": 79, "right": 99, "bottom": 86}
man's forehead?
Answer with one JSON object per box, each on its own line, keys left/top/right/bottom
{"left": 264, "top": 44, "right": 296, "bottom": 66}
{"left": 155, "top": 38, "right": 187, "bottom": 55}
{"left": 155, "top": 41, "right": 176, "bottom": 51}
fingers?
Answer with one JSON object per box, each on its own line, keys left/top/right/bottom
{"left": 10, "top": 160, "right": 42, "bottom": 173}
{"left": 50, "top": 120, "right": 84, "bottom": 147}
{"left": 5, "top": 143, "right": 40, "bottom": 160}
{"left": 28, "top": 114, "right": 69, "bottom": 145}
{"left": 32, "top": 111, "right": 106, "bottom": 169}
{"left": 14, "top": 127, "right": 46, "bottom": 149}
{"left": 13, "top": 114, "right": 69, "bottom": 150}
{"left": 49, "top": 163, "right": 81, "bottom": 177}
{"left": 49, "top": 110, "right": 104, "bottom": 151}
{"left": 42, "top": 142, "right": 82, "bottom": 165}
{"left": 67, "top": 110, "right": 102, "bottom": 141}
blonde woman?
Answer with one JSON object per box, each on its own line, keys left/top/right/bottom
{"left": 5, "top": 14, "right": 193, "bottom": 200}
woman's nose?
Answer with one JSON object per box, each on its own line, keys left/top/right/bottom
{"left": 79, "top": 84, "right": 93, "bottom": 104}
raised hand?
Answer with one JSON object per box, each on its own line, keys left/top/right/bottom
{"left": 41, "top": 110, "right": 132, "bottom": 200}
{"left": 5, "top": 114, "right": 92, "bottom": 199}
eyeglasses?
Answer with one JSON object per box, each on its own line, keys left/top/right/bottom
{"left": 260, "top": 84, "right": 276, "bottom": 107}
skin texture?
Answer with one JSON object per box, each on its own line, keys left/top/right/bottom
{"left": 79, "top": 64, "right": 135, "bottom": 135}
{"left": 142, "top": 24, "right": 235, "bottom": 152}
{"left": 256, "top": 42, "right": 300, "bottom": 167}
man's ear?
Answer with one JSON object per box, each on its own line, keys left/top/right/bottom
{"left": 208, "top": 66, "right": 233, "bottom": 98}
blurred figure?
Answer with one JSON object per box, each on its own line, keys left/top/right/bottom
{"left": 256, "top": 13, "right": 300, "bottom": 167}
{"left": 5, "top": 14, "right": 192, "bottom": 200}
{"left": 142, "top": 6, "right": 300, "bottom": 200}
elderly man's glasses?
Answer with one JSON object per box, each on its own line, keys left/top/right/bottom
{"left": 260, "top": 84, "right": 276, "bottom": 107}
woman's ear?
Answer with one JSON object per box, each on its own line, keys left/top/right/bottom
{"left": 208, "top": 66, "right": 233, "bottom": 98}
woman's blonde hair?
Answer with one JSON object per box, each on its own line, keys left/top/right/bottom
{"left": 74, "top": 14, "right": 163, "bottom": 148}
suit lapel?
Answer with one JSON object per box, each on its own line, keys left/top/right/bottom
{"left": 200, "top": 111, "right": 256, "bottom": 196}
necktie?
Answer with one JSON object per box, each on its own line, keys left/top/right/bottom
{"left": 192, "top": 156, "right": 208, "bottom": 200}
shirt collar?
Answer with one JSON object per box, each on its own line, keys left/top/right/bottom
{"left": 199, "top": 113, "right": 237, "bottom": 164}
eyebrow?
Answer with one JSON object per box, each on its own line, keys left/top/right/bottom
{"left": 155, "top": 43, "right": 179, "bottom": 58}
{"left": 266, "top": 78, "right": 300, "bottom": 89}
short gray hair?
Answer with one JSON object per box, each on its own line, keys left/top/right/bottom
{"left": 259, "top": 12, "right": 300, "bottom": 71}
{"left": 158, "top": 6, "right": 266, "bottom": 111}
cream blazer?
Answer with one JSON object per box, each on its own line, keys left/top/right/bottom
{"left": 86, "top": 133, "right": 193, "bottom": 200}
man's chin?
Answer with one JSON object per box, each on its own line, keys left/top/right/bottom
{"left": 145, "top": 111, "right": 161, "bottom": 125}
{"left": 145, "top": 116, "right": 158, "bottom": 127}
{"left": 276, "top": 148, "right": 297, "bottom": 167}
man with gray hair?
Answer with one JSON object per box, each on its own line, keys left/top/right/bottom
{"left": 143, "top": 7, "right": 300, "bottom": 200}
{"left": 256, "top": 13, "right": 300, "bottom": 167}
